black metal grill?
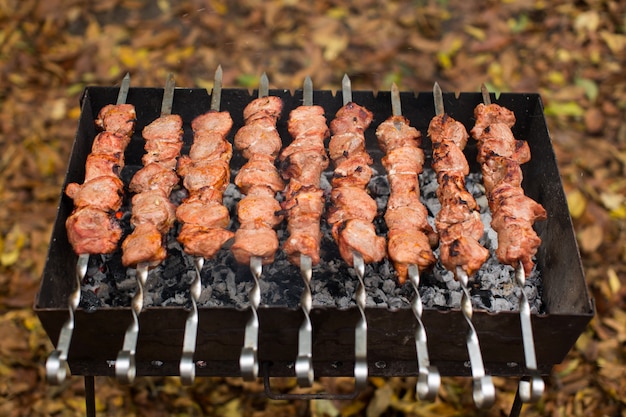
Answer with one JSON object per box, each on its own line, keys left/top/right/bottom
{"left": 35, "top": 85, "right": 593, "bottom": 404}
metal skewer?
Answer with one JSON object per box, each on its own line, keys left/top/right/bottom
{"left": 46, "top": 73, "right": 131, "bottom": 384}
{"left": 240, "top": 72, "right": 270, "bottom": 381}
{"left": 434, "top": 82, "right": 494, "bottom": 408}
{"left": 116, "top": 73, "right": 175, "bottom": 384}
{"left": 179, "top": 66, "right": 224, "bottom": 385}
{"left": 480, "top": 83, "right": 544, "bottom": 402}
{"left": 457, "top": 268, "right": 495, "bottom": 408}
{"left": 390, "top": 83, "right": 440, "bottom": 400}
{"left": 293, "top": 76, "right": 315, "bottom": 387}
{"left": 342, "top": 74, "right": 368, "bottom": 389}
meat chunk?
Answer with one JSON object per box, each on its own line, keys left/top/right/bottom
{"left": 231, "top": 227, "right": 279, "bottom": 265}
{"left": 121, "top": 223, "right": 166, "bottom": 267}
{"left": 129, "top": 189, "right": 177, "bottom": 234}
{"left": 65, "top": 176, "right": 124, "bottom": 212}
{"left": 95, "top": 103, "right": 136, "bottom": 137}
{"left": 177, "top": 225, "right": 234, "bottom": 259}
{"left": 129, "top": 162, "right": 180, "bottom": 195}
{"left": 66, "top": 207, "right": 122, "bottom": 254}
{"left": 332, "top": 219, "right": 386, "bottom": 266}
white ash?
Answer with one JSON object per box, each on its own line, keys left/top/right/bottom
{"left": 81, "top": 169, "right": 542, "bottom": 315}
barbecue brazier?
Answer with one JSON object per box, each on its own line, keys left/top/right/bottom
{"left": 35, "top": 85, "right": 593, "bottom": 391}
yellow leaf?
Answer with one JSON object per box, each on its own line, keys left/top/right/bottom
{"left": 464, "top": 25, "right": 486, "bottom": 41}
{"left": 544, "top": 101, "right": 585, "bottom": 117}
{"left": 566, "top": 189, "right": 587, "bottom": 219}
{"left": 600, "top": 31, "right": 626, "bottom": 55}
{"left": 600, "top": 192, "right": 624, "bottom": 211}
{"left": 607, "top": 268, "right": 621, "bottom": 295}
{"left": 1, "top": 224, "right": 26, "bottom": 267}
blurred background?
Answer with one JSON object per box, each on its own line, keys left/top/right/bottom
{"left": 0, "top": 0, "right": 625, "bottom": 415}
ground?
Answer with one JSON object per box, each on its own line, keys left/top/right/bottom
{"left": 0, "top": 0, "right": 625, "bottom": 416}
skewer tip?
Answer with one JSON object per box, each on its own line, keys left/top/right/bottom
{"left": 433, "top": 82, "right": 444, "bottom": 116}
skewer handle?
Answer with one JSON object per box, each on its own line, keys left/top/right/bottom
{"left": 46, "top": 253, "right": 89, "bottom": 384}
{"left": 295, "top": 254, "right": 314, "bottom": 387}
{"left": 408, "top": 265, "right": 440, "bottom": 400}
{"left": 353, "top": 253, "right": 368, "bottom": 389}
{"left": 179, "top": 257, "right": 204, "bottom": 385}
{"left": 115, "top": 264, "right": 148, "bottom": 384}
{"left": 240, "top": 256, "right": 262, "bottom": 380}
{"left": 457, "top": 268, "right": 495, "bottom": 408}
{"left": 514, "top": 263, "right": 545, "bottom": 402}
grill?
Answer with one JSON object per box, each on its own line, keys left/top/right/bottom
{"left": 34, "top": 78, "right": 593, "bottom": 412}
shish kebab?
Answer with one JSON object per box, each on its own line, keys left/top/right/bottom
{"left": 327, "top": 74, "right": 385, "bottom": 389}
{"left": 117, "top": 74, "right": 181, "bottom": 384}
{"left": 428, "top": 83, "right": 495, "bottom": 408}
{"left": 471, "top": 85, "right": 546, "bottom": 402}
{"left": 48, "top": 74, "right": 134, "bottom": 384}
{"left": 176, "top": 66, "right": 234, "bottom": 384}
{"left": 232, "top": 73, "right": 285, "bottom": 380}
{"left": 279, "top": 76, "right": 329, "bottom": 386}
{"left": 374, "top": 84, "right": 440, "bottom": 401}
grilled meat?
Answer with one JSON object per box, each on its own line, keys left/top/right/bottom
{"left": 176, "top": 110, "right": 235, "bottom": 259}
{"left": 121, "top": 114, "right": 183, "bottom": 267}
{"left": 328, "top": 102, "right": 385, "bottom": 266}
{"left": 472, "top": 102, "right": 547, "bottom": 275}
{"left": 94, "top": 103, "right": 136, "bottom": 137}
{"left": 66, "top": 103, "right": 135, "bottom": 254}
{"left": 231, "top": 95, "right": 284, "bottom": 265}
{"left": 376, "top": 115, "right": 436, "bottom": 283}
{"left": 280, "top": 104, "right": 329, "bottom": 266}
{"left": 428, "top": 113, "right": 489, "bottom": 277}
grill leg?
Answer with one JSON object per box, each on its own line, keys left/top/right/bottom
{"left": 85, "top": 376, "right": 96, "bottom": 417}
{"left": 509, "top": 385, "right": 523, "bottom": 417}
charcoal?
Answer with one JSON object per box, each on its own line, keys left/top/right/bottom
{"left": 79, "top": 289, "right": 102, "bottom": 312}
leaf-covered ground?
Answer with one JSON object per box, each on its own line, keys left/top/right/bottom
{"left": 1, "top": 0, "right": 625, "bottom": 415}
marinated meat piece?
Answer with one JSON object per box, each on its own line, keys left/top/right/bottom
{"left": 284, "top": 224, "right": 322, "bottom": 266}
{"left": 387, "top": 229, "right": 436, "bottom": 279}
{"left": 234, "top": 154, "right": 285, "bottom": 194}
{"left": 332, "top": 219, "right": 386, "bottom": 266}
{"left": 178, "top": 159, "right": 230, "bottom": 195}
{"left": 95, "top": 103, "right": 136, "bottom": 137}
{"left": 176, "top": 198, "right": 230, "bottom": 229}
{"left": 431, "top": 141, "right": 470, "bottom": 176}
{"left": 327, "top": 186, "right": 378, "bottom": 224}
{"left": 129, "top": 162, "right": 180, "bottom": 195}
{"left": 330, "top": 102, "right": 373, "bottom": 133}
{"left": 471, "top": 103, "right": 516, "bottom": 139}
{"left": 331, "top": 154, "right": 373, "bottom": 189}
{"left": 435, "top": 173, "right": 477, "bottom": 212}
{"left": 84, "top": 153, "right": 124, "bottom": 181}
{"left": 177, "top": 225, "right": 234, "bottom": 259}
{"left": 66, "top": 207, "right": 122, "bottom": 254}
{"left": 65, "top": 176, "right": 124, "bottom": 212}
{"left": 189, "top": 132, "right": 233, "bottom": 162}
{"left": 236, "top": 187, "right": 284, "bottom": 229}
{"left": 286, "top": 105, "right": 329, "bottom": 140}
{"left": 481, "top": 156, "right": 523, "bottom": 192}
{"left": 130, "top": 189, "right": 177, "bottom": 234}
{"left": 234, "top": 118, "right": 283, "bottom": 159}
{"left": 281, "top": 188, "right": 324, "bottom": 220}
{"left": 142, "top": 138, "right": 184, "bottom": 168}
{"left": 375, "top": 116, "right": 422, "bottom": 153}
{"left": 280, "top": 150, "right": 328, "bottom": 186}
{"left": 142, "top": 114, "right": 184, "bottom": 142}
{"left": 475, "top": 124, "right": 530, "bottom": 164}
{"left": 242, "top": 95, "right": 283, "bottom": 123}
{"left": 382, "top": 146, "right": 425, "bottom": 177}
{"left": 489, "top": 185, "right": 547, "bottom": 225}
{"left": 91, "top": 131, "right": 130, "bottom": 155}
{"left": 438, "top": 235, "right": 490, "bottom": 277}
{"left": 494, "top": 222, "right": 542, "bottom": 274}
{"left": 121, "top": 223, "right": 166, "bottom": 267}
{"left": 231, "top": 227, "right": 279, "bottom": 265}
{"left": 428, "top": 113, "right": 469, "bottom": 150}
{"left": 328, "top": 132, "right": 367, "bottom": 165}
{"left": 191, "top": 110, "right": 233, "bottom": 136}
